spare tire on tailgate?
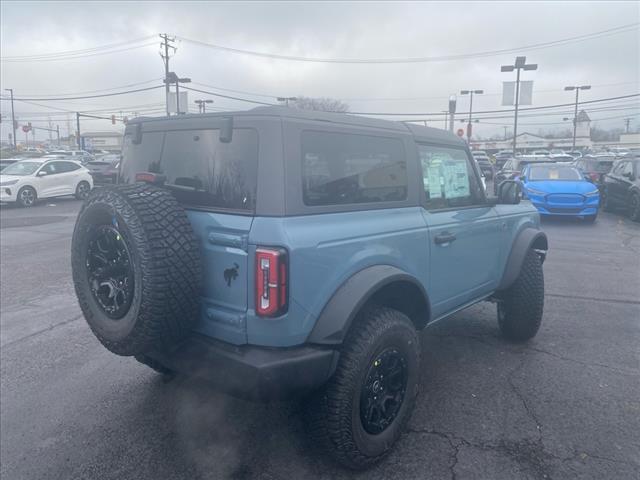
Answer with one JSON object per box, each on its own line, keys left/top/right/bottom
{"left": 71, "top": 184, "right": 201, "bottom": 356}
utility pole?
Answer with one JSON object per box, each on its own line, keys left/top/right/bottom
{"left": 441, "top": 111, "right": 448, "bottom": 130}
{"left": 503, "top": 126, "right": 508, "bottom": 140}
{"left": 501, "top": 56, "right": 538, "bottom": 155}
{"left": 76, "top": 112, "right": 81, "bottom": 149}
{"left": 460, "top": 89, "right": 483, "bottom": 143}
{"left": 4, "top": 88, "right": 17, "bottom": 148}
{"left": 624, "top": 117, "right": 632, "bottom": 133}
{"left": 159, "top": 34, "right": 176, "bottom": 116}
{"left": 56, "top": 125, "right": 60, "bottom": 145}
{"left": 564, "top": 85, "right": 591, "bottom": 150}
{"left": 448, "top": 96, "right": 456, "bottom": 133}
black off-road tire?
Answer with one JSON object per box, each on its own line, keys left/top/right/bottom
{"left": 497, "top": 249, "right": 544, "bottom": 342}
{"left": 305, "top": 306, "right": 420, "bottom": 470}
{"left": 629, "top": 192, "right": 640, "bottom": 222}
{"left": 71, "top": 184, "right": 201, "bottom": 356}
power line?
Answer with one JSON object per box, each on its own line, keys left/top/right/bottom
{"left": 346, "top": 94, "right": 640, "bottom": 116}
{"left": 180, "top": 85, "right": 276, "bottom": 106}
{"left": 1, "top": 35, "right": 156, "bottom": 61}
{"left": 177, "top": 22, "right": 638, "bottom": 64}
{"left": 0, "top": 85, "right": 164, "bottom": 101}
{"left": 14, "top": 79, "right": 164, "bottom": 97}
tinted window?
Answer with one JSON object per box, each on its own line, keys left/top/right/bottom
{"left": 621, "top": 161, "right": 634, "bottom": 176}
{"left": 58, "top": 161, "right": 81, "bottom": 172}
{"left": 120, "top": 129, "right": 258, "bottom": 212}
{"left": 41, "top": 162, "right": 61, "bottom": 174}
{"left": 529, "top": 165, "right": 582, "bottom": 181}
{"left": 301, "top": 131, "right": 407, "bottom": 206}
{"left": 418, "top": 145, "right": 482, "bottom": 209}
{"left": 584, "top": 160, "right": 613, "bottom": 173}
{"left": 612, "top": 161, "right": 627, "bottom": 175}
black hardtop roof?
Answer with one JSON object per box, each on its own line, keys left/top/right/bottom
{"left": 128, "top": 105, "right": 465, "bottom": 146}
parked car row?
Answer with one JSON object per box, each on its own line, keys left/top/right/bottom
{"left": 0, "top": 158, "right": 94, "bottom": 207}
{"left": 491, "top": 151, "right": 640, "bottom": 223}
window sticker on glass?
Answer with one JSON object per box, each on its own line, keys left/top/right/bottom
{"left": 442, "top": 159, "right": 470, "bottom": 199}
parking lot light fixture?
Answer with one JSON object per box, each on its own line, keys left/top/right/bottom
{"left": 460, "top": 89, "right": 483, "bottom": 143}
{"left": 565, "top": 84, "right": 591, "bottom": 150}
{"left": 501, "top": 56, "right": 538, "bottom": 155}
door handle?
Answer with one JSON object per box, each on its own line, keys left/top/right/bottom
{"left": 434, "top": 232, "right": 457, "bottom": 245}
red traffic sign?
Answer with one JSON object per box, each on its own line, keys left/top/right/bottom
{"left": 22, "top": 125, "right": 31, "bottom": 133}
{"left": 456, "top": 128, "right": 464, "bottom": 137}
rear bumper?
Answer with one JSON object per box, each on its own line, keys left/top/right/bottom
{"left": 146, "top": 335, "right": 339, "bottom": 401}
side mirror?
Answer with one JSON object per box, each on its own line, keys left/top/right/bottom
{"left": 37, "top": 170, "right": 48, "bottom": 177}
{"left": 497, "top": 180, "right": 521, "bottom": 205}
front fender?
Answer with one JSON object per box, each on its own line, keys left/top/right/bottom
{"left": 306, "top": 265, "right": 429, "bottom": 345}
{"left": 497, "top": 228, "right": 548, "bottom": 291}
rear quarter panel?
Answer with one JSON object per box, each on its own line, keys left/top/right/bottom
{"left": 247, "top": 207, "right": 429, "bottom": 346}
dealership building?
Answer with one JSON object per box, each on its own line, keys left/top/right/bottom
{"left": 80, "top": 131, "right": 123, "bottom": 152}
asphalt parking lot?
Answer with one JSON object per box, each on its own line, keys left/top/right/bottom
{"left": 1, "top": 197, "right": 639, "bottom": 480}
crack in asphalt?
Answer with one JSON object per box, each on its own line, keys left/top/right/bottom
{"left": 1, "top": 314, "right": 83, "bottom": 349}
{"left": 544, "top": 293, "right": 640, "bottom": 306}
{"left": 424, "top": 332, "right": 639, "bottom": 377}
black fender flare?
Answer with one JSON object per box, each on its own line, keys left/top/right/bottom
{"left": 497, "top": 228, "right": 548, "bottom": 291}
{"left": 306, "top": 265, "right": 430, "bottom": 345}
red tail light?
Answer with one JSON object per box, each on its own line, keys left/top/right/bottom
{"left": 255, "top": 247, "right": 288, "bottom": 317}
{"left": 135, "top": 172, "right": 165, "bottom": 185}
{"left": 589, "top": 172, "right": 599, "bottom": 182}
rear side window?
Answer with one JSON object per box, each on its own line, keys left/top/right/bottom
{"left": 418, "top": 144, "right": 482, "bottom": 209}
{"left": 301, "top": 131, "right": 407, "bottom": 206}
{"left": 120, "top": 128, "right": 258, "bottom": 212}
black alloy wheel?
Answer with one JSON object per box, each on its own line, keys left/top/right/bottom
{"left": 86, "top": 224, "right": 135, "bottom": 319}
{"left": 360, "top": 348, "right": 409, "bottom": 435}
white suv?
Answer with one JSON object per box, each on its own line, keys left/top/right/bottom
{"left": 0, "top": 159, "right": 93, "bottom": 207}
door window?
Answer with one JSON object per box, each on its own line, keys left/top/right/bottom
{"left": 40, "top": 162, "right": 62, "bottom": 175}
{"left": 620, "top": 161, "right": 633, "bottom": 177}
{"left": 418, "top": 145, "right": 482, "bottom": 210}
{"left": 612, "top": 161, "right": 627, "bottom": 175}
{"left": 58, "top": 161, "right": 81, "bottom": 172}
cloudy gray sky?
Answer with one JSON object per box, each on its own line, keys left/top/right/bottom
{"left": 1, "top": 1, "right": 639, "bottom": 141}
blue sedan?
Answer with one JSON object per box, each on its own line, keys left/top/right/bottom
{"left": 520, "top": 163, "right": 600, "bottom": 222}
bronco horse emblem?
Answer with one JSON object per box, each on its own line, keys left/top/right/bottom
{"left": 223, "top": 263, "right": 240, "bottom": 287}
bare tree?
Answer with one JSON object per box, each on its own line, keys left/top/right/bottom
{"left": 292, "top": 96, "right": 350, "bottom": 113}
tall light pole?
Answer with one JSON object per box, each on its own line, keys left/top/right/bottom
{"left": 501, "top": 56, "right": 538, "bottom": 155}
{"left": 277, "top": 97, "right": 297, "bottom": 107}
{"left": 460, "top": 89, "right": 483, "bottom": 143}
{"left": 564, "top": 85, "right": 591, "bottom": 150}
{"left": 5, "top": 88, "right": 16, "bottom": 148}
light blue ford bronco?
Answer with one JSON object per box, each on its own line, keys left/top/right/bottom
{"left": 71, "top": 106, "right": 548, "bottom": 469}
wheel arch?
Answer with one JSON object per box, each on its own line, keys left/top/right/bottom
{"left": 306, "top": 265, "right": 431, "bottom": 345}
{"left": 497, "top": 228, "right": 548, "bottom": 291}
